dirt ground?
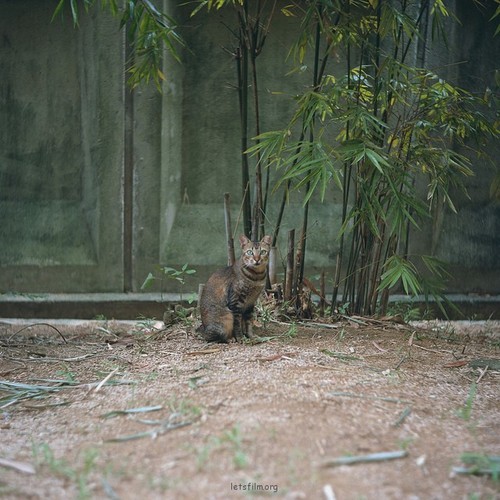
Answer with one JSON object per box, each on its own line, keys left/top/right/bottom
{"left": 1, "top": 316, "right": 499, "bottom": 500}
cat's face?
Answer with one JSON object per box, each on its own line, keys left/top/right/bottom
{"left": 239, "top": 235, "right": 272, "bottom": 268}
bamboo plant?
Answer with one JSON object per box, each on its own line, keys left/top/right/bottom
{"left": 247, "top": 0, "right": 498, "bottom": 315}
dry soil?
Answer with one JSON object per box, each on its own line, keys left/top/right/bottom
{"left": 1, "top": 317, "right": 499, "bottom": 499}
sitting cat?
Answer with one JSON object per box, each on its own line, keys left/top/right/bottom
{"left": 199, "top": 234, "right": 272, "bottom": 343}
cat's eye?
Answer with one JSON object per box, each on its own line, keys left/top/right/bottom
{"left": 246, "top": 250, "right": 253, "bottom": 256}
{"left": 260, "top": 250, "right": 267, "bottom": 256}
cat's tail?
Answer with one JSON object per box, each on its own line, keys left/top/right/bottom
{"left": 196, "top": 324, "right": 230, "bottom": 343}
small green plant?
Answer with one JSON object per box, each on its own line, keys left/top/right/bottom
{"left": 134, "top": 315, "right": 159, "bottom": 333}
{"left": 397, "top": 437, "right": 414, "bottom": 452}
{"left": 337, "top": 302, "right": 351, "bottom": 316}
{"left": 457, "top": 383, "right": 477, "bottom": 421}
{"left": 173, "top": 304, "right": 195, "bottom": 325}
{"left": 142, "top": 263, "right": 196, "bottom": 288}
{"left": 255, "top": 300, "right": 273, "bottom": 329}
{"left": 385, "top": 302, "right": 425, "bottom": 322}
{"left": 32, "top": 443, "right": 99, "bottom": 500}
{"left": 166, "top": 397, "right": 202, "bottom": 421}
{"left": 336, "top": 327, "right": 346, "bottom": 342}
{"left": 141, "top": 263, "right": 196, "bottom": 301}
{"left": 246, "top": 320, "right": 298, "bottom": 344}
{"left": 196, "top": 424, "right": 249, "bottom": 471}
{"left": 223, "top": 425, "right": 249, "bottom": 469}
{"left": 459, "top": 453, "right": 500, "bottom": 482}
{"left": 283, "top": 322, "right": 297, "bottom": 340}
{"left": 55, "top": 368, "right": 77, "bottom": 383}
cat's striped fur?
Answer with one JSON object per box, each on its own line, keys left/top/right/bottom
{"left": 199, "top": 234, "right": 272, "bottom": 343}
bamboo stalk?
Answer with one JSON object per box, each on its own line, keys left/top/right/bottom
{"left": 223, "top": 193, "right": 235, "bottom": 266}
{"left": 319, "top": 270, "right": 326, "bottom": 316}
{"left": 293, "top": 227, "right": 305, "bottom": 302}
{"left": 269, "top": 246, "right": 277, "bottom": 286}
{"left": 284, "top": 229, "right": 295, "bottom": 302}
{"left": 235, "top": 34, "right": 251, "bottom": 237}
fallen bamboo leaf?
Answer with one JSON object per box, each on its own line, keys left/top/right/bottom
{"left": 297, "top": 320, "right": 340, "bottom": 330}
{"left": 8, "top": 352, "right": 100, "bottom": 363}
{"left": 188, "top": 376, "right": 209, "bottom": 389}
{"left": 256, "top": 354, "right": 286, "bottom": 362}
{"left": 322, "top": 484, "right": 336, "bottom": 500}
{"left": 339, "top": 314, "right": 368, "bottom": 325}
{"left": 476, "top": 366, "right": 488, "bottom": 384}
{"left": 186, "top": 349, "right": 221, "bottom": 355}
{"left": 408, "top": 331, "right": 416, "bottom": 346}
{"left": 321, "top": 350, "right": 361, "bottom": 361}
{"left": 0, "top": 457, "right": 36, "bottom": 474}
{"left": 136, "top": 418, "right": 164, "bottom": 425}
{"left": 105, "top": 420, "right": 191, "bottom": 442}
{"left": 22, "top": 401, "right": 71, "bottom": 410}
{"left": 452, "top": 466, "right": 497, "bottom": 476}
{"left": 372, "top": 342, "right": 388, "bottom": 352}
{"left": 322, "top": 450, "right": 408, "bottom": 467}
{"left": 94, "top": 368, "right": 119, "bottom": 392}
{"left": 469, "top": 358, "right": 500, "bottom": 370}
{"left": 412, "top": 344, "right": 449, "bottom": 354}
{"left": 327, "top": 392, "right": 408, "bottom": 404}
{"left": 101, "top": 476, "right": 120, "bottom": 500}
{"left": 248, "top": 336, "right": 276, "bottom": 343}
{"left": 452, "top": 453, "right": 500, "bottom": 479}
{"left": 0, "top": 378, "right": 135, "bottom": 409}
{"left": 443, "top": 360, "right": 468, "bottom": 368}
{"left": 101, "top": 405, "right": 164, "bottom": 419}
{"left": 392, "top": 406, "right": 412, "bottom": 427}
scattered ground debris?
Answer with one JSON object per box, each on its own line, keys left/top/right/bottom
{"left": 0, "top": 319, "right": 499, "bottom": 498}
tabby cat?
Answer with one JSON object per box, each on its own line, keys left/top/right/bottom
{"left": 199, "top": 234, "right": 272, "bottom": 343}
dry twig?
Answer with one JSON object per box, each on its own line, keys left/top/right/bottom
{"left": 6, "top": 323, "right": 67, "bottom": 344}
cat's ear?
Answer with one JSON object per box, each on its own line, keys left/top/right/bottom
{"left": 239, "top": 234, "right": 251, "bottom": 247}
{"left": 261, "top": 235, "right": 272, "bottom": 246}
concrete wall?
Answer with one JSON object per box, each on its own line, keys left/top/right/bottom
{"left": 0, "top": 1, "right": 124, "bottom": 292}
{"left": 0, "top": 0, "right": 498, "bottom": 300}
{"left": 410, "top": 0, "right": 500, "bottom": 292}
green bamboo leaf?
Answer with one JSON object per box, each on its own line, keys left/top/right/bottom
{"left": 70, "top": 0, "right": 79, "bottom": 25}
{"left": 365, "top": 148, "right": 390, "bottom": 173}
{"left": 140, "top": 272, "right": 155, "bottom": 290}
{"left": 379, "top": 256, "right": 421, "bottom": 296}
{"left": 51, "top": 0, "right": 66, "bottom": 22}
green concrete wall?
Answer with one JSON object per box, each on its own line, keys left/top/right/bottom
{"left": 0, "top": 0, "right": 498, "bottom": 299}
{"left": 409, "top": 0, "right": 500, "bottom": 292}
{"left": 0, "top": 1, "right": 124, "bottom": 292}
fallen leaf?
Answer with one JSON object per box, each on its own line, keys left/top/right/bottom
{"left": 257, "top": 354, "right": 284, "bottom": 362}
{"left": 372, "top": 342, "right": 388, "bottom": 352}
{"left": 0, "top": 457, "right": 36, "bottom": 474}
{"left": 186, "top": 349, "right": 221, "bottom": 356}
{"left": 443, "top": 360, "right": 468, "bottom": 368}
